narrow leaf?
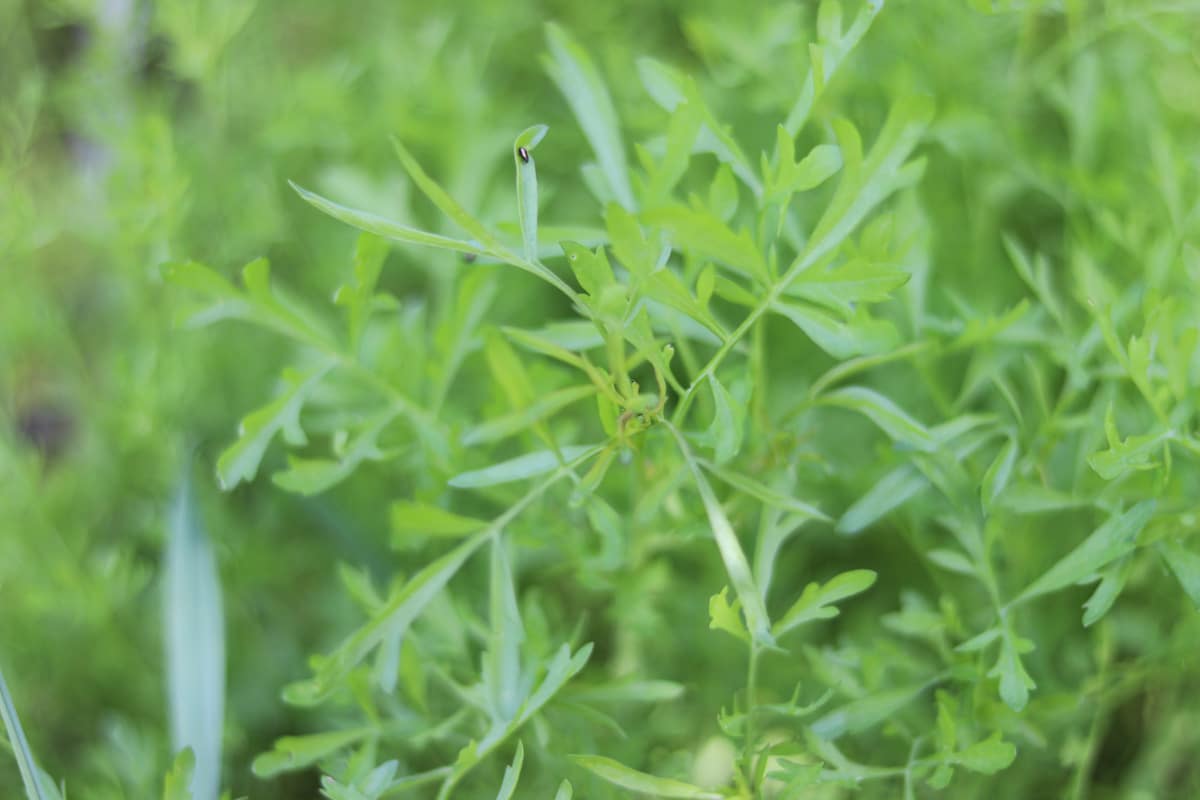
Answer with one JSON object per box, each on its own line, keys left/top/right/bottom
{"left": 569, "top": 756, "right": 722, "bottom": 799}
{"left": 810, "top": 683, "right": 926, "bottom": 740}
{"left": 668, "top": 424, "right": 773, "bottom": 646}
{"left": 544, "top": 24, "right": 634, "bottom": 209}
{"left": 821, "top": 386, "right": 936, "bottom": 451}
{"left": 515, "top": 125, "right": 549, "bottom": 262}
{"left": 290, "top": 183, "right": 485, "bottom": 256}
{"left": 494, "top": 742, "right": 525, "bottom": 800}
{"left": 390, "top": 501, "right": 487, "bottom": 542}
{"left": 449, "top": 444, "right": 596, "bottom": 489}
{"left": 0, "top": 665, "right": 53, "bottom": 800}
{"left": 1159, "top": 540, "right": 1200, "bottom": 609}
{"left": 1015, "top": 501, "right": 1156, "bottom": 605}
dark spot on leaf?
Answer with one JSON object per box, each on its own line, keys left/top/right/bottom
{"left": 517, "top": 146, "right": 530, "bottom": 163}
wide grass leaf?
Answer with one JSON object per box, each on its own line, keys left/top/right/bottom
{"left": 164, "top": 477, "right": 225, "bottom": 800}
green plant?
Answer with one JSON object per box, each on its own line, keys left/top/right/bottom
{"left": 6, "top": 0, "right": 1200, "bottom": 797}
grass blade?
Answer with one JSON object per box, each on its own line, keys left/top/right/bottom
{"left": 164, "top": 475, "right": 225, "bottom": 800}
{"left": 0, "top": 665, "right": 52, "bottom": 800}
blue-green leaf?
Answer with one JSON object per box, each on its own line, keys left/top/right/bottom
{"left": 449, "top": 445, "right": 597, "bottom": 489}
{"left": 0, "top": 664, "right": 56, "bottom": 800}
{"left": 164, "top": 476, "right": 225, "bottom": 800}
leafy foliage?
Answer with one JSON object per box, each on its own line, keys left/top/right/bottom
{"left": 4, "top": 0, "right": 1200, "bottom": 798}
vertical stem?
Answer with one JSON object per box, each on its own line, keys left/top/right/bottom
{"left": 743, "top": 643, "right": 762, "bottom": 791}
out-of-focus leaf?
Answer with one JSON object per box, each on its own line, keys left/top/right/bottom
{"left": 810, "top": 683, "right": 925, "bottom": 740}
{"left": 774, "top": 570, "right": 877, "bottom": 638}
{"left": 569, "top": 755, "right": 722, "bottom": 799}
{"left": 290, "top": 183, "right": 485, "bottom": 257}
{"left": 390, "top": 502, "right": 487, "bottom": 544}
{"left": 956, "top": 733, "right": 1017, "bottom": 775}
{"left": 448, "top": 445, "right": 596, "bottom": 489}
{"left": 494, "top": 742, "right": 524, "bottom": 800}
{"left": 820, "top": 386, "right": 936, "bottom": 451}
{"left": 0, "top": 664, "right": 56, "bottom": 800}
{"left": 705, "top": 374, "right": 744, "bottom": 464}
{"left": 784, "top": 259, "right": 909, "bottom": 314}
{"left": 1015, "top": 501, "right": 1155, "bottom": 605}
{"left": 162, "top": 748, "right": 195, "bottom": 800}
{"left": 1158, "top": 540, "right": 1200, "bottom": 609}
{"left": 216, "top": 366, "right": 331, "bottom": 490}
{"left": 544, "top": 25, "right": 634, "bottom": 209}
{"left": 164, "top": 476, "right": 225, "bottom": 800}
{"left": 771, "top": 300, "right": 899, "bottom": 359}
{"left": 252, "top": 728, "right": 373, "bottom": 778}
{"left": 643, "top": 205, "right": 766, "bottom": 283}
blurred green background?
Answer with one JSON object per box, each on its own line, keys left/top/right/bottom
{"left": 3, "top": 0, "right": 1199, "bottom": 798}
